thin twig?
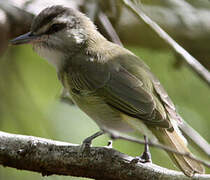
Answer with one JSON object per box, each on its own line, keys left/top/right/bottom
{"left": 122, "top": 0, "right": 210, "bottom": 86}
{"left": 179, "top": 121, "right": 210, "bottom": 160}
{"left": 98, "top": 11, "right": 123, "bottom": 46}
{"left": 111, "top": 134, "right": 210, "bottom": 168}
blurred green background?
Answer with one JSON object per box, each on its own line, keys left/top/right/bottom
{"left": 0, "top": 44, "right": 209, "bottom": 179}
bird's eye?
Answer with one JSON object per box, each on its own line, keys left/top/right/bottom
{"left": 46, "top": 23, "right": 66, "bottom": 34}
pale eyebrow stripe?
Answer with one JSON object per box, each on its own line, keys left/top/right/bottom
{"left": 36, "top": 24, "right": 50, "bottom": 35}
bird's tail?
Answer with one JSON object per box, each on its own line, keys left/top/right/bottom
{"left": 152, "top": 128, "right": 205, "bottom": 177}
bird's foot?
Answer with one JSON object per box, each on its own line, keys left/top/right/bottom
{"left": 131, "top": 150, "right": 152, "bottom": 163}
{"left": 131, "top": 135, "right": 152, "bottom": 164}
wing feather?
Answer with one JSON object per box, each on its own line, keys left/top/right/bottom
{"left": 67, "top": 53, "right": 174, "bottom": 128}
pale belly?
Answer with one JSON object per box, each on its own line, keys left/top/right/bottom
{"left": 70, "top": 91, "right": 157, "bottom": 141}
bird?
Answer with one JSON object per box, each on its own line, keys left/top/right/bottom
{"left": 10, "top": 5, "right": 204, "bottom": 177}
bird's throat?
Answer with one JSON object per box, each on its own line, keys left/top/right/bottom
{"left": 33, "top": 45, "right": 65, "bottom": 72}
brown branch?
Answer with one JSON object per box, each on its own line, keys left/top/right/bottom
{"left": 121, "top": 0, "right": 210, "bottom": 86}
{"left": 0, "top": 131, "right": 210, "bottom": 180}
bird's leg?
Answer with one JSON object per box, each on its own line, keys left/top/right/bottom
{"left": 140, "top": 135, "right": 152, "bottom": 162}
{"left": 81, "top": 131, "right": 104, "bottom": 149}
{"left": 131, "top": 135, "right": 152, "bottom": 163}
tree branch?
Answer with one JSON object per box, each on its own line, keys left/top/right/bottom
{"left": 121, "top": 0, "right": 210, "bottom": 86}
{"left": 0, "top": 131, "right": 210, "bottom": 180}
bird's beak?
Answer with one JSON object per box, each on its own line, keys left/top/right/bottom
{"left": 10, "top": 32, "right": 39, "bottom": 45}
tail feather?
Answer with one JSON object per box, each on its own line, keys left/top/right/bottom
{"left": 153, "top": 128, "right": 205, "bottom": 177}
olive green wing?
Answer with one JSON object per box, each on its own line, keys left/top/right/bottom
{"left": 117, "top": 55, "right": 182, "bottom": 124}
{"left": 99, "top": 61, "right": 170, "bottom": 128}
{"left": 68, "top": 53, "right": 171, "bottom": 128}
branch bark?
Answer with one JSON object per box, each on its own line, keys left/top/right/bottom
{"left": 0, "top": 131, "right": 209, "bottom": 180}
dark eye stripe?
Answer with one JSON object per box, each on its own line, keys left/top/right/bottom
{"left": 46, "top": 23, "right": 66, "bottom": 34}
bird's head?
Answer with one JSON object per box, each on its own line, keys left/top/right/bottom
{"left": 10, "top": 5, "right": 99, "bottom": 70}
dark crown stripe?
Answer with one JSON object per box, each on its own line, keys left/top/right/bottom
{"left": 31, "top": 6, "right": 67, "bottom": 32}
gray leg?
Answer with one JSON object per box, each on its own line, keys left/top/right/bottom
{"left": 140, "top": 136, "right": 152, "bottom": 162}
